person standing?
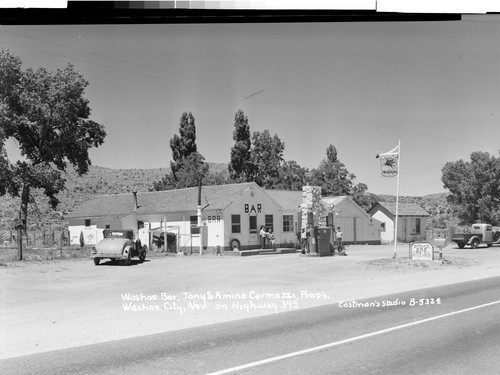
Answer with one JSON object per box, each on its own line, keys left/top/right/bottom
{"left": 268, "top": 229, "right": 276, "bottom": 250}
{"left": 260, "top": 226, "right": 267, "bottom": 249}
{"left": 300, "top": 228, "right": 307, "bottom": 254}
{"left": 335, "top": 227, "right": 343, "bottom": 253}
{"left": 305, "top": 224, "right": 311, "bottom": 254}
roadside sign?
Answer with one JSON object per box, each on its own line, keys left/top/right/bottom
{"left": 409, "top": 242, "right": 434, "bottom": 261}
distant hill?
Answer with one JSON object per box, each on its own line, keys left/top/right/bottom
{"left": 0, "top": 165, "right": 170, "bottom": 231}
{"left": 0, "top": 163, "right": 454, "bottom": 231}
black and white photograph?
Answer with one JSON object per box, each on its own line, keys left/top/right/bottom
{"left": 1, "top": 1, "right": 500, "bottom": 374}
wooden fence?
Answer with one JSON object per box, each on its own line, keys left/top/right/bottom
{"left": 1, "top": 227, "right": 71, "bottom": 249}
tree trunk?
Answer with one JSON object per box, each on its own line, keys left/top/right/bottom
{"left": 18, "top": 184, "right": 29, "bottom": 260}
{"left": 20, "top": 184, "right": 29, "bottom": 231}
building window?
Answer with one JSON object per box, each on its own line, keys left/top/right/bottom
{"left": 265, "top": 214, "right": 274, "bottom": 232}
{"left": 381, "top": 222, "right": 386, "bottom": 232}
{"left": 231, "top": 215, "right": 241, "bottom": 233}
{"left": 283, "top": 215, "right": 293, "bottom": 232}
{"left": 415, "top": 218, "right": 421, "bottom": 235}
{"left": 249, "top": 216, "right": 257, "bottom": 233}
{"left": 85, "top": 219, "right": 91, "bottom": 227}
{"left": 138, "top": 221, "right": 144, "bottom": 229}
{"left": 105, "top": 224, "right": 110, "bottom": 229}
{"left": 190, "top": 216, "right": 200, "bottom": 234}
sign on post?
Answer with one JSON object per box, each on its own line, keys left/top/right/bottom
{"left": 14, "top": 219, "right": 25, "bottom": 230}
{"left": 409, "top": 242, "right": 434, "bottom": 261}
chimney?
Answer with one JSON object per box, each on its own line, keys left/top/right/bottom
{"left": 132, "top": 192, "right": 138, "bottom": 211}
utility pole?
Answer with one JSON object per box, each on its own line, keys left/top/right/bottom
{"left": 15, "top": 216, "right": 24, "bottom": 260}
{"left": 198, "top": 178, "right": 202, "bottom": 256}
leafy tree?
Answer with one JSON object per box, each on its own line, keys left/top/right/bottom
{"left": 151, "top": 173, "right": 176, "bottom": 191}
{"left": 152, "top": 152, "right": 208, "bottom": 190}
{"left": 228, "top": 109, "right": 252, "bottom": 182}
{"left": 204, "top": 168, "right": 230, "bottom": 186}
{"left": 309, "top": 145, "right": 355, "bottom": 196}
{"left": 0, "top": 50, "right": 106, "bottom": 233}
{"left": 441, "top": 151, "right": 500, "bottom": 224}
{"left": 0, "top": 132, "right": 12, "bottom": 197}
{"left": 173, "top": 152, "right": 209, "bottom": 188}
{"left": 169, "top": 111, "right": 197, "bottom": 180}
{"left": 249, "top": 129, "right": 285, "bottom": 189}
{"left": 275, "top": 160, "right": 308, "bottom": 190}
{"left": 351, "top": 182, "right": 378, "bottom": 212}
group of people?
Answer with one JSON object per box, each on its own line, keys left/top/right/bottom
{"left": 300, "top": 224, "right": 344, "bottom": 255}
{"left": 260, "top": 224, "right": 345, "bottom": 254}
{"left": 259, "top": 226, "right": 276, "bottom": 250}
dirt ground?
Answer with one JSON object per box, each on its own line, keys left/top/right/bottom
{"left": 1, "top": 243, "right": 500, "bottom": 359}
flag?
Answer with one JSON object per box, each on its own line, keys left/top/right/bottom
{"left": 376, "top": 144, "right": 399, "bottom": 177}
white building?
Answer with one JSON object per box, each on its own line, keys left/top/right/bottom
{"left": 368, "top": 202, "right": 430, "bottom": 243}
{"left": 67, "top": 182, "right": 302, "bottom": 252}
{"left": 322, "top": 196, "right": 383, "bottom": 245}
{"left": 67, "top": 182, "right": 384, "bottom": 251}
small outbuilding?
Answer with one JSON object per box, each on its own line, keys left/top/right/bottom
{"left": 321, "top": 196, "right": 382, "bottom": 245}
{"left": 368, "top": 202, "right": 430, "bottom": 243}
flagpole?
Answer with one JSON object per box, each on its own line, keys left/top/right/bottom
{"left": 393, "top": 140, "right": 401, "bottom": 259}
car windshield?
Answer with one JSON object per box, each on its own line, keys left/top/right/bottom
{"left": 103, "top": 230, "right": 133, "bottom": 239}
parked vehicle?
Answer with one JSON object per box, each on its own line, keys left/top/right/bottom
{"left": 451, "top": 223, "right": 500, "bottom": 249}
{"left": 91, "top": 229, "right": 147, "bottom": 265}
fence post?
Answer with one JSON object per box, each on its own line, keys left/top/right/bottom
{"left": 17, "top": 228, "right": 23, "bottom": 260}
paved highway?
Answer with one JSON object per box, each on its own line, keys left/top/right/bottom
{"left": 2, "top": 276, "right": 500, "bottom": 375}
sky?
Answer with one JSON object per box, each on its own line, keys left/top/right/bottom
{"left": 1, "top": 12, "right": 499, "bottom": 197}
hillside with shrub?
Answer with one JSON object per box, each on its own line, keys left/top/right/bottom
{"left": 0, "top": 165, "right": 168, "bottom": 231}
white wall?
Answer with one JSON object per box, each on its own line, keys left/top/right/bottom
{"left": 69, "top": 225, "right": 102, "bottom": 246}
{"left": 370, "top": 210, "right": 427, "bottom": 243}
{"left": 68, "top": 187, "right": 302, "bottom": 250}
{"left": 143, "top": 210, "right": 225, "bottom": 252}
{"left": 332, "top": 198, "right": 382, "bottom": 244}
{"left": 223, "top": 186, "right": 292, "bottom": 249}
{"left": 371, "top": 210, "right": 393, "bottom": 244}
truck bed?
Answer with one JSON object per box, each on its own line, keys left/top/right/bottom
{"left": 451, "top": 233, "right": 483, "bottom": 249}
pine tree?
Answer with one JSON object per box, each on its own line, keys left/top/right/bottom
{"left": 228, "top": 109, "right": 252, "bottom": 182}
{"left": 153, "top": 111, "right": 207, "bottom": 190}
{"left": 169, "top": 111, "right": 197, "bottom": 180}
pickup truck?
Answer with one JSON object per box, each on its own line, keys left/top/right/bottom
{"left": 451, "top": 223, "right": 500, "bottom": 249}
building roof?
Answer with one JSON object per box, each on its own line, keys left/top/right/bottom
{"left": 67, "top": 182, "right": 260, "bottom": 218}
{"left": 371, "top": 202, "right": 430, "bottom": 217}
{"left": 264, "top": 189, "right": 302, "bottom": 211}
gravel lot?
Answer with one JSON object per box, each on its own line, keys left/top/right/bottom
{"left": 1, "top": 243, "right": 500, "bottom": 359}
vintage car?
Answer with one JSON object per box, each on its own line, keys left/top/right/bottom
{"left": 91, "top": 229, "right": 147, "bottom": 266}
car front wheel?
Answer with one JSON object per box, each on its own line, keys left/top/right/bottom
{"left": 470, "top": 239, "right": 480, "bottom": 249}
{"left": 93, "top": 258, "right": 100, "bottom": 266}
